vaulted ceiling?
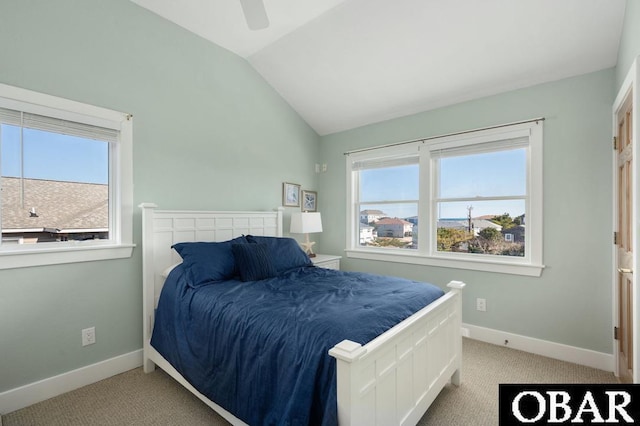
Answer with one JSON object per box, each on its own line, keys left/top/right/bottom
{"left": 130, "top": 0, "right": 627, "bottom": 135}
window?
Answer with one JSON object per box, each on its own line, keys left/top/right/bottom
{"left": 346, "top": 120, "right": 543, "bottom": 276}
{"left": 354, "top": 150, "right": 419, "bottom": 250}
{"left": 0, "top": 83, "right": 134, "bottom": 269}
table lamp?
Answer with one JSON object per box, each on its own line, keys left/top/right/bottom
{"left": 290, "top": 212, "right": 323, "bottom": 257}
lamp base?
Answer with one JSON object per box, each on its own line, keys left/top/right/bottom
{"left": 300, "top": 233, "right": 317, "bottom": 258}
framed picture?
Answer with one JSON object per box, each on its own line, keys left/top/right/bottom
{"left": 301, "top": 190, "right": 317, "bottom": 212}
{"left": 283, "top": 182, "right": 301, "bottom": 207}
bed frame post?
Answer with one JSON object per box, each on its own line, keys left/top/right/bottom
{"left": 276, "top": 206, "right": 284, "bottom": 238}
{"left": 447, "top": 280, "right": 465, "bottom": 386}
{"left": 329, "top": 341, "right": 368, "bottom": 425}
{"left": 139, "top": 202, "right": 158, "bottom": 373}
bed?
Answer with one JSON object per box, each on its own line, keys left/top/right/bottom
{"left": 140, "top": 203, "right": 465, "bottom": 425}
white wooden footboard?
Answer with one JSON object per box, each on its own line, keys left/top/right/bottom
{"left": 329, "top": 281, "right": 464, "bottom": 426}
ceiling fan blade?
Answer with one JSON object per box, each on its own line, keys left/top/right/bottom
{"left": 239, "top": 0, "right": 270, "bottom": 31}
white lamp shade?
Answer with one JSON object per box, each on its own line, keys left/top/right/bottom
{"left": 290, "top": 212, "right": 323, "bottom": 234}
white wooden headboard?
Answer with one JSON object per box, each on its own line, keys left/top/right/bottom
{"left": 139, "top": 203, "right": 284, "bottom": 344}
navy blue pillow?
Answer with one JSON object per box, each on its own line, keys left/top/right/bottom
{"left": 245, "top": 235, "right": 312, "bottom": 274}
{"left": 232, "top": 243, "right": 277, "bottom": 282}
{"left": 172, "top": 236, "right": 247, "bottom": 287}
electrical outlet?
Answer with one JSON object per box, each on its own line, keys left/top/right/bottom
{"left": 476, "top": 298, "right": 487, "bottom": 312}
{"left": 82, "top": 327, "right": 96, "bottom": 346}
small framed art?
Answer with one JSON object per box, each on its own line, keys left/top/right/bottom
{"left": 283, "top": 182, "right": 301, "bottom": 207}
{"left": 301, "top": 190, "right": 317, "bottom": 212}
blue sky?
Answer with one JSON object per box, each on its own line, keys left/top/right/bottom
{"left": 360, "top": 148, "right": 526, "bottom": 219}
{"left": 1, "top": 125, "right": 108, "bottom": 184}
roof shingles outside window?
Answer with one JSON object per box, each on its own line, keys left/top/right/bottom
{"left": 2, "top": 177, "right": 107, "bottom": 239}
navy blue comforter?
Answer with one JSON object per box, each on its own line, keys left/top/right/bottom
{"left": 151, "top": 265, "right": 444, "bottom": 426}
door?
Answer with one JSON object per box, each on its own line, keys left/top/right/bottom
{"left": 616, "top": 91, "right": 633, "bottom": 383}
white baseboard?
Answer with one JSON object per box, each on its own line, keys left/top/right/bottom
{"left": 0, "top": 349, "right": 143, "bottom": 415}
{"left": 463, "top": 323, "right": 614, "bottom": 372}
{"left": 0, "top": 328, "right": 614, "bottom": 416}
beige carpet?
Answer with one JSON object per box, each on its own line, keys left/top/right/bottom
{"left": 3, "top": 339, "right": 617, "bottom": 425}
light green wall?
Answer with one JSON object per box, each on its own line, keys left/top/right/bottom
{"left": 319, "top": 69, "right": 615, "bottom": 353}
{"left": 616, "top": 0, "right": 640, "bottom": 90}
{"left": 0, "top": 0, "right": 319, "bottom": 393}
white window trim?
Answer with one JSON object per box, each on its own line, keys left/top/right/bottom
{"left": 0, "top": 83, "right": 134, "bottom": 269}
{"left": 345, "top": 120, "right": 544, "bottom": 277}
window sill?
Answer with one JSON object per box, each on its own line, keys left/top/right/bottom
{"left": 0, "top": 243, "right": 135, "bottom": 270}
{"left": 345, "top": 249, "right": 544, "bottom": 277}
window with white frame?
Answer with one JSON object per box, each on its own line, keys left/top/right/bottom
{"left": 353, "top": 149, "right": 419, "bottom": 250}
{"left": 346, "top": 120, "right": 544, "bottom": 277}
{"left": 0, "top": 83, "right": 134, "bottom": 269}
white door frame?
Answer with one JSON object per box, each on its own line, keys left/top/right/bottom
{"left": 613, "top": 55, "right": 640, "bottom": 381}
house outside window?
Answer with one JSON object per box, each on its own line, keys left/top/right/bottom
{"left": 359, "top": 223, "right": 375, "bottom": 244}
{"left": 360, "top": 209, "right": 386, "bottom": 224}
{"left": 0, "top": 83, "right": 134, "bottom": 269}
{"left": 345, "top": 120, "right": 544, "bottom": 276}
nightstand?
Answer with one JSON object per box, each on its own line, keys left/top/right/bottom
{"left": 311, "top": 254, "right": 341, "bottom": 270}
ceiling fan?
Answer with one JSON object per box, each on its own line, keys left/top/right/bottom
{"left": 239, "top": 0, "right": 270, "bottom": 30}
